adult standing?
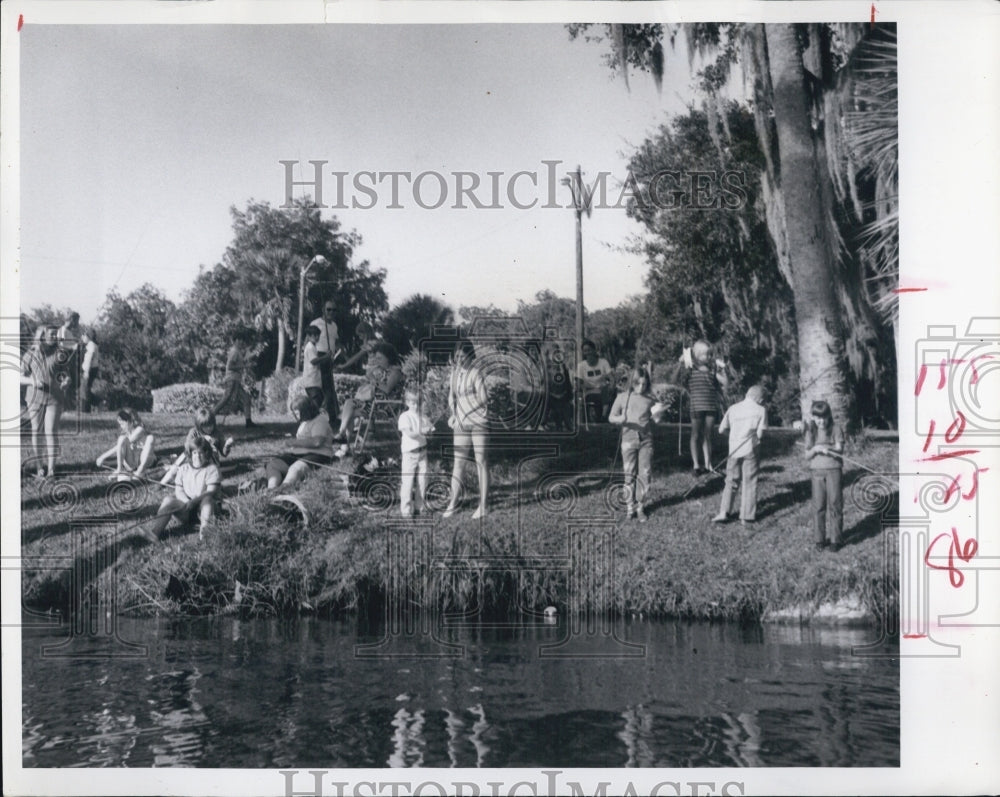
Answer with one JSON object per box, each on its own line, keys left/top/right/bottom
{"left": 21, "top": 326, "right": 68, "bottom": 478}
{"left": 212, "top": 335, "right": 256, "bottom": 427}
{"left": 575, "top": 339, "right": 614, "bottom": 423}
{"left": 57, "top": 311, "right": 82, "bottom": 406}
{"left": 79, "top": 330, "right": 100, "bottom": 413}
{"left": 309, "top": 299, "right": 341, "bottom": 424}
{"left": 443, "top": 339, "right": 490, "bottom": 519}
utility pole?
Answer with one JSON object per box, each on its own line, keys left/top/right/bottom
{"left": 563, "top": 165, "right": 592, "bottom": 427}
{"left": 296, "top": 254, "right": 327, "bottom": 372}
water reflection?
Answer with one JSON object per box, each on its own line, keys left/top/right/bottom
{"left": 22, "top": 617, "right": 898, "bottom": 768}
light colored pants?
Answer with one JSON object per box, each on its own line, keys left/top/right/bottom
{"left": 621, "top": 432, "right": 652, "bottom": 510}
{"left": 719, "top": 452, "right": 760, "bottom": 521}
{"left": 811, "top": 468, "right": 843, "bottom": 544}
{"left": 400, "top": 449, "right": 428, "bottom": 515}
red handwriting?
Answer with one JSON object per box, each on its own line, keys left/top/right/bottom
{"left": 870, "top": 4, "right": 876, "bottom": 29}
{"left": 18, "top": 14, "right": 24, "bottom": 32}
{"left": 917, "top": 448, "right": 980, "bottom": 463}
{"left": 943, "top": 466, "right": 990, "bottom": 502}
{"left": 924, "top": 527, "right": 978, "bottom": 588}
{"left": 893, "top": 287, "right": 926, "bottom": 294}
{"left": 915, "top": 355, "right": 994, "bottom": 396}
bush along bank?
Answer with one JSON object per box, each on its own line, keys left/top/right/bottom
{"left": 21, "top": 426, "right": 899, "bottom": 628}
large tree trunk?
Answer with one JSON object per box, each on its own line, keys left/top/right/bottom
{"left": 765, "top": 24, "right": 855, "bottom": 428}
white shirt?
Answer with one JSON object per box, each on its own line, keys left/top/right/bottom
{"left": 309, "top": 317, "right": 338, "bottom": 355}
{"left": 81, "top": 340, "right": 99, "bottom": 372}
{"left": 398, "top": 408, "right": 434, "bottom": 453}
{"left": 576, "top": 358, "right": 612, "bottom": 393}
{"left": 302, "top": 340, "right": 322, "bottom": 388}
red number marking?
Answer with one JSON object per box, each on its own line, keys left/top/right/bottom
{"left": 922, "top": 419, "right": 936, "bottom": 452}
{"left": 944, "top": 411, "right": 966, "bottom": 443}
{"left": 917, "top": 448, "right": 980, "bottom": 463}
{"left": 924, "top": 528, "right": 978, "bottom": 588}
{"left": 943, "top": 466, "right": 990, "bottom": 502}
{"left": 915, "top": 363, "right": 928, "bottom": 396}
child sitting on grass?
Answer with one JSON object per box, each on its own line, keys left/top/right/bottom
{"left": 713, "top": 385, "right": 767, "bottom": 525}
{"left": 161, "top": 408, "right": 233, "bottom": 485}
{"left": 398, "top": 386, "right": 434, "bottom": 517}
{"left": 804, "top": 399, "right": 845, "bottom": 552}
{"left": 148, "top": 436, "right": 220, "bottom": 542}
{"left": 96, "top": 408, "right": 157, "bottom": 480}
{"left": 608, "top": 366, "right": 668, "bottom": 522}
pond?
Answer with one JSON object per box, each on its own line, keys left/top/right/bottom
{"left": 21, "top": 616, "right": 898, "bottom": 768}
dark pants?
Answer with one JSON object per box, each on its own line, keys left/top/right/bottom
{"left": 81, "top": 368, "right": 98, "bottom": 413}
{"left": 320, "top": 365, "right": 340, "bottom": 423}
{"left": 811, "top": 468, "right": 843, "bottom": 544}
{"left": 213, "top": 377, "right": 251, "bottom": 420}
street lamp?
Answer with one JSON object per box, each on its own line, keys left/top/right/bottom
{"left": 296, "top": 254, "right": 327, "bottom": 372}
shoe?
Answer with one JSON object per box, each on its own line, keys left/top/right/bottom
{"left": 741, "top": 518, "right": 755, "bottom": 525}
{"left": 829, "top": 541, "right": 842, "bottom": 553}
{"left": 636, "top": 506, "right": 648, "bottom": 523}
{"left": 626, "top": 507, "right": 636, "bottom": 520}
{"left": 334, "top": 444, "right": 350, "bottom": 459}
{"left": 471, "top": 507, "right": 487, "bottom": 520}
{"left": 815, "top": 540, "right": 830, "bottom": 551}
{"left": 442, "top": 506, "right": 457, "bottom": 519}
{"left": 712, "top": 513, "right": 728, "bottom": 523}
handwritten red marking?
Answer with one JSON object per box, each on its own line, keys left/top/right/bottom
{"left": 914, "top": 364, "right": 928, "bottom": 396}
{"left": 921, "top": 419, "right": 936, "bottom": 452}
{"left": 893, "top": 287, "right": 926, "bottom": 293}
{"left": 969, "top": 354, "right": 994, "bottom": 384}
{"left": 18, "top": 14, "right": 24, "bottom": 31}
{"left": 943, "top": 466, "right": 989, "bottom": 502}
{"left": 944, "top": 411, "right": 966, "bottom": 443}
{"left": 917, "top": 448, "right": 980, "bottom": 463}
{"left": 870, "top": 4, "right": 876, "bottom": 29}
{"left": 902, "top": 634, "right": 927, "bottom": 639}
{"left": 924, "top": 528, "right": 978, "bottom": 588}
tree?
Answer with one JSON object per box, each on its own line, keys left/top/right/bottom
{"left": 381, "top": 294, "right": 455, "bottom": 357}
{"left": 569, "top": 22, "right": 898, "bottom": 427}
{"left": 218, "top": 197, "right": 388, "bottom": 374}
{"left": 93, "top": 284, "right": 192, "bottom": 409}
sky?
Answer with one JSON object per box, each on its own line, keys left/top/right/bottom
{"left": 18, "top": 23, "right": 700, "bottom": 323}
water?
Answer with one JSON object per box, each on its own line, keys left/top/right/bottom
{"left": 21, "top": 616, "right": 898, "bottom": 768}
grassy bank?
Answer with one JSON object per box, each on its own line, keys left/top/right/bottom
{"left": 19, "top": 411, "right": 899, "bottom": 625}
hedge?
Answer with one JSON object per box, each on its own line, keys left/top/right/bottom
{"left": 151, "top": 383, "right": 225, "bottom": 414}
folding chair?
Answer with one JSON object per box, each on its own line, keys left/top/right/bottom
{"left": 353, "top": 398, "right": 406, "bottom": 454}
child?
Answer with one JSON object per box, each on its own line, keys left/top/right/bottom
{"left": 678, "top": 340, "right": 728, "bottom": 475}
{"left": 443, "top": 339, "right": 490, "bottom": 519}
{"left": 21, "top": 325, "right": 68, "bottom": 479}
{"left": 713, "top": 385, "right": 767, "bottom": 524}
{"left": 161, "top": 408, "right": 233, "bottom": 484}
{"left": 96, "top": 409, "right": 157, "bottom": 480}
{"left": 608, "top": 366, "right": 667, "bottom": 522}
{"left": 398, "top": 386, "right": 434, "bottom": 517}
{"left": 264, "top": 395, "right": 335, "bottom": 489}
{"left": 148, "top": 436, "right": 220, "bottom": 542}
{"left": 804, "top": 399, "right": 845, "bottom": 551}
{"left": 543, "top": 342, "right": 572, "bottom": 431}
{"left": 301, "top": 324, "right": 325, "bottom": 412}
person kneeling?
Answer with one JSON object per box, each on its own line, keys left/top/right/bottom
{"left": 149, "top": 436, "right": 220, "bottom": 542}
{"left": 265, "top": 395, "right": 335, "bottom": 490}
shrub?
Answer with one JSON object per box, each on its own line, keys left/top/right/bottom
{"left": 264, "top": 367, "right": 299, "bottom": 416}
{"left": 151, "top": 383, "right": 224, "bottom": 414}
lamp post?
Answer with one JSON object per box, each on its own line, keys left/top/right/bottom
{"left": 296, "top": 255, "right": 327, "bottom": 372}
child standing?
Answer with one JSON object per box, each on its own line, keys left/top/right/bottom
{"left": 96, "top": 409, "right": 157, "bottom": 480}
{"left": 148, "top": 436, "right": 220, "bottom": 542}
{"left": 398, "top": 386, "right": 434, "bottom": 517}
{"left": 804, "top": 399, "right": 845, "bottom": 551}
{"left": 608, "top": 367, "right": 667, "bottom": 522}
{"left": 301, "top": 324, "right": 325, "bottom": 412}
{"left": 713, "top": 385, "right": 767, "bottom": 524}
{"left": 678, "top": 340, "right": 727, "bottom": 475}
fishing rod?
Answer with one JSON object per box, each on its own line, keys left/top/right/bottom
{"left": 795, "top": 440, "right": 884, "bottom": 476}
{"left": 97, "top": 463, "right": 174, "bottom": 490}
{"left": 681, "top": 453, "right": 731, "bottom": 499}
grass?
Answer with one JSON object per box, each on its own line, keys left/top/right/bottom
{"left": 19, "top": 410, "right": 899, "bottom": 625}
